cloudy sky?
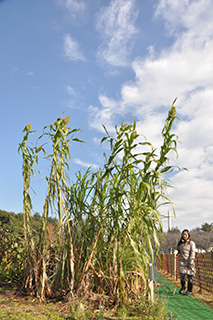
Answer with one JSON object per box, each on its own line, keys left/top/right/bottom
{"left": 0, "top": 0, "right": 212, "bottom": 232}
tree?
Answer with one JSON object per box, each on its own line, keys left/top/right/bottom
{"left": 190, "top": 229, "right": 213, "bottom": 251}
{"left": 0, "top": 209, "right": 23, "bottom": 235}
{"left": 201, "top": 222, "right": 213, "bottom": 232}
{"left": 160, "top": 231, "right": 180, "bottom": 253}
{"left": 168, "top": 226, "right": 181, "bottom": 234}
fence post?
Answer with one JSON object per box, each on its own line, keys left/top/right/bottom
{"left": 174, "top": 253, "right": 176, "bottom": 282}
{"left": 198, "top": 266, "right": 202, "bottom": 293}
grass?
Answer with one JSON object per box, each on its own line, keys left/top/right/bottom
{"left": 0, "top": 302, "right": 66, "bottom": 319}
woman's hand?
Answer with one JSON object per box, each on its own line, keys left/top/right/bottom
{"left": 189, "top": 263, "right": 193, "bottom": 269}
{"left": 174, "top": 250, "right": 178, "bottom": 255}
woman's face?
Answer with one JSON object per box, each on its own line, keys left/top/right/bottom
{"left": 182, "top": 231, "right": 189, "bottom": 240}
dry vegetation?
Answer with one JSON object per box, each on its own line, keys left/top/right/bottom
{"left": 0, "top": 283, "right": 168, "bottom": 320}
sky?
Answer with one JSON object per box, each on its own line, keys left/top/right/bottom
{"left": 0, "top": 0, "right": 213, "bottom": 232}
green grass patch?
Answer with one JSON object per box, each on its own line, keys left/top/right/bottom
{"left": 0, "top": 296, "right": 170, "bottom": 320}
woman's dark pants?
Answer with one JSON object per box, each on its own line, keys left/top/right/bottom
{"left": 180, "top": 273, "right": 193, "bottom": 292}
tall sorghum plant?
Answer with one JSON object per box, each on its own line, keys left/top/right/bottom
{"left": 19, "top": 116, "right": 83, "bottom": 300}
{"left": 18, "top": 124, "right": 43, "bottom": 292}
{"left": 67, "top": 101, "right": 181, "bottom": 304}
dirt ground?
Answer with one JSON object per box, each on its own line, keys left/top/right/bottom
{"left": 1, "top": 276, "right": 213, "bottom": 319}
{"left": 157, "top": 270, "right": 213, "bottom": 310}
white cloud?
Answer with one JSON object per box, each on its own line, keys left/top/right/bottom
{"left": 10, "top": 65, "right": 20, "bottom": 74}
{"left": 73, "top": 158, "right": 99, "bottom": 169}
{"left": 165, "top": 167, "right": 213, "bottom": 229}
{"left": 66, "top": 85, "right": 76, "bottom": 95}
{"left": 63, "top": 34, "right": 85, "bottom": 61}
{"left": 57, "top": 0, "right": 86, "bottom": 17}
{"left": 89, "top": 0, "right": 213, "bottom": 231}
{"left": 96, "top": 0, "right": 138, "bottom": 67}
{"left": 10, "top": 66, "right": 34, "bottom": 77}
{"left": 136, "top": 113, "right": 165, "bottom": 147}
{"left": 155, "top": 0, "right": 213, "bottom": 40}
{"left": 88, "top": 95, "right": 119, "bottom": 132}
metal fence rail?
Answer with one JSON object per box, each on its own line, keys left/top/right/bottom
{"left": 155, "top": 252, "right": 213, "bottom": 293}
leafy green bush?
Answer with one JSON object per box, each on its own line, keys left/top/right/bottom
{"left": 0, "top": 225, "right": 26, "bottom": 283}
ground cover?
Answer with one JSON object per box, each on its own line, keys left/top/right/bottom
{"left": 157, "top": 269, "right": 213, "bottom": 309}
{"left": 155, "top": 272, "right": 213, "bottom": 319}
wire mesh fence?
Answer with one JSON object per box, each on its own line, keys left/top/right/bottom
{"left": 155, "top": 252, "right": 213, "bottom": 293}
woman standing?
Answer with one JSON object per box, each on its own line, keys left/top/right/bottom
{"left": 174, "top": 229, "right": 196, "bottom": 295}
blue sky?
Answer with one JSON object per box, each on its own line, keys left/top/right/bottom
{"left": 0, "top": 0, "right": 213, "bottom": 232}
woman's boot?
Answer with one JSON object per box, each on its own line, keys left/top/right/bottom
{"left": 179, "top": 274, "right": 186, "bottom": 294}
{"left": 184, "top": 276, "right": 193, "bottom": 295}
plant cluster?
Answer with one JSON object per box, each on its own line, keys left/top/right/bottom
{"left": 9, "top": 102, "right": 180, "bottom": 308}
{"left": 0, "top": 211, "right": 60, "bottom": 285}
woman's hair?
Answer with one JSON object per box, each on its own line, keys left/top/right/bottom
{"left": 178, "top": 229, "right": 191, "bottom": 246}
